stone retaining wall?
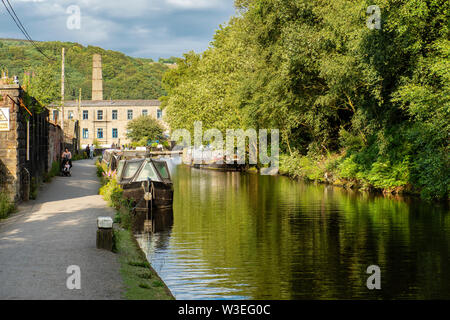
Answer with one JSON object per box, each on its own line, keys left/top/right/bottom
{"left": 0, "top": 84, "right": 49, "bottom": 202}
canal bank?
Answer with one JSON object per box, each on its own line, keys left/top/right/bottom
{"left": 113, "top": 227, "right": 174, "bottom": 300}
{"left": 278, "top": 152, "right": 448, "bottom": 200}
{"left": 96, "top": 160, "right": 174, "bottom": 300}
{"left": 180, "top": 151, "right": 441, "bottom": 201}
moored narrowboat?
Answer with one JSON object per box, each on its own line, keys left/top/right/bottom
{"left": 116, "top": 158, "right": 174, "bottom": 211}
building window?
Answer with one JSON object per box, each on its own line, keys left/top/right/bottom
{"left": 53, "top": 110, "right": 59, "bottom": 121}
{"left": 97, "top": 110, "right": 103, "bottom": 120}
{"left": 112, "top": 128, "right": 118, "bottom": 138}
{"left": 83, "top": 110, "right": 88, "bottom": 120}
{"left": 157, "top": 109, "right": 163, "bottom": 120}
{"left": 127, "top": 110, "right": 133, "bottom": 120}
{"left": 97, "top": 128, "right": 103, "bottom": 139}
{"left": 142, "top": 109, "right": 148, "bottom": 116}
{"left": 112, "top": 110, "right": 118, "bottom": 120}
{"left": 68, "top": 111, "right": 74, "bottom": 120}
{"left": 82, "top": 129, "right": 89, "bottom": 139}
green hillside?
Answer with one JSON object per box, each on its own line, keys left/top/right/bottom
{"left": 0, "top": 39, "right": 169, "bottom": 102}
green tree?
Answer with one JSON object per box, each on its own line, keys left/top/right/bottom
{"left": 161, "top": 0, "right": 449, "bottom": 199}
{"left": 126, "top": 116, "right": 165, "bottom": 144}
{"left": 25, "top": 64, "right": 60, "bottom": 107}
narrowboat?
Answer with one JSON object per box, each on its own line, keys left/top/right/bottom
{"left": 103, "top": 149, "right": 151, "bottom": 171}
{"left": 116, "top": 158, "right": 174, "bottom": 210}
{"left": 183, "top": 146, "right": 247, "bottom": 172}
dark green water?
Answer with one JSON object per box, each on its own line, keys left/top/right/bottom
{"left": 137, "top": 164, "right": 450, "bottom": 300}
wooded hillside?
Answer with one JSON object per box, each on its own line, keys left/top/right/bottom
{"left": 0, "top": 39, "right": 169, "bottom": 103}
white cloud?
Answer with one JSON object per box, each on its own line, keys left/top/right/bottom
{"left": 129, "top": 37, "right": 207, "bottom": 57}
{"left": 1, "top": 0, "right": 236, "bottom": 59}
{"left": 165, "top": 0, "right": 226, "bottom": 9}
{"left": 80, "top": 0, "right": 162, "bottom": 18}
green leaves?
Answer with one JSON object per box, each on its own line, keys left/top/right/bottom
{"left": 161, "top": 0, "right": 449, "bottom": 199}
{"left": 25, "top": 64, "right": 60, "bottom": 108}
{"left": 126, "top": 115, "right": 165, "bottom": 144}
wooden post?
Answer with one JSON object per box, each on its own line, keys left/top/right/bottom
{"left": 96, "top": 217, "right": 114, "bottom": 251}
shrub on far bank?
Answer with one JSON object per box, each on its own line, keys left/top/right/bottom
{"left": 279, "top": 151, "right": 337, "bottom": 183}
{"left": 279, "top": 131, "right": 448, "bottom": 200}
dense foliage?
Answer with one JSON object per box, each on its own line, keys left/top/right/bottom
{"left": 162, "top": 0, "right": 449, "bottom": 199}
{"left": 158, "top": 57, "right": 178, "bottom": 64}
{"left": 126, "top": 115, "right": 165, "bottom": 145}
{"left": 0, "top": 39, "right": 169, "bottom": 104}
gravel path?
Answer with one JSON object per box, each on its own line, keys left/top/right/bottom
{"left": 0, "top": 159, "right": 123, "bottom": 300}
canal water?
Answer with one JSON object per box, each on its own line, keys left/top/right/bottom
{"left": 136, "top": 162, "right": 450, "bottom": 300}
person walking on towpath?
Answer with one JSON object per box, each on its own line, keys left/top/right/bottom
{"left": 90, "top": 144, "right": 95, "bottom": 159}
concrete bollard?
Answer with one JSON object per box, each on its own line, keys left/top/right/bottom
{"left": 96, "top": 217, "right": 114, "bottom": 251}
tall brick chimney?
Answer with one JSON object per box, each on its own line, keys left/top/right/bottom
{"left": 92, "top": 54, "right": 103, "bottom": 101}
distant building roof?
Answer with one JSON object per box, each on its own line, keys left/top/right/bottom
{"left": 49, "top": 100, "right": 161, "bottom": 107}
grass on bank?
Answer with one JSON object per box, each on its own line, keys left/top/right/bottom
{"left": 114, "top": 228, "right": 173, "bottom": 300}
{"left": 96, "top": 160, "right": 174, "bottom": 300}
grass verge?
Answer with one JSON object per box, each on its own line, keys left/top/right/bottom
{"left": 114, "top": 228, "right": 174, "bottom": 300}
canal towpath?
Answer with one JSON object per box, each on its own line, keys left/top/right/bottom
{"left": 0, "top": 159, "right": 123, "bottom": 299}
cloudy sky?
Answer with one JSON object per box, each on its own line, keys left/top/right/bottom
{"left": 0, "top": 0, "right": 236, "bottom": 59}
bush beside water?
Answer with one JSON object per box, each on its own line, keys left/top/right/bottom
{"left": 279, "top": 130, "right": 448, "bottom": 200}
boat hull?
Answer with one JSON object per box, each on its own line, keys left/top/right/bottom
{"left": 122, "top": 180, "right": 174, "bottom": 210}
